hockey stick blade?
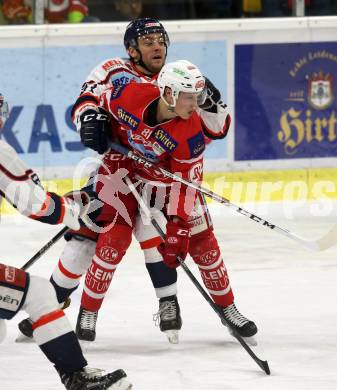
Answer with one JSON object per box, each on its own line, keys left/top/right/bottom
{"left": 179, "top": 259, "right": 270, "bottom": 375}
{"left": 111, "top": 143, "right": 337, "bottom": 252}
{"left": 124, "top": 176, "right": 270, "bottom": 375}
{"left": 314, "top": 222, "right": 337, "bottom": 251}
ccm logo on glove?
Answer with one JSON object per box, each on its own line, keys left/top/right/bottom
{"left": 82, "top": 113, "right": 109, "bottom": 122}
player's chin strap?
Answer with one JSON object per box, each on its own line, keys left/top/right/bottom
{"left": 110, "top": 142, "right": 337, "bottom": 252}
{"left": 123, "top": 175, "right": 270, "bottom": 375}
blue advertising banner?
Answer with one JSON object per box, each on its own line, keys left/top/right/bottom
{"left": 0, "top": 44, "right": 123, "bottom": 169}
{"left": 0, "top": 39, "right": 227, "bottom": 172}
{"left": 235, "top": 42, "right": 337, "bottom": 161}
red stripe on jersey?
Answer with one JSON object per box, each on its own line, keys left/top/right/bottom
{"left": 57, "top": 196, "right": 65, "bottom": 225}
{"left": 29, "top": 192, "right": 52, "bottom": 219}
{"left": 99, "top": 67, "right": 132, "bottom": 85}
{"left": 0, "top": 165, "right": 33, "bottom": 181}
{"left": 72, "top": 95, "right": 99, "bottom": 120}
{"left": 58, "top": 260, "right": 81, "bottom": 280}
{"left": 200, "top": 116, "right": 230, "bottom": 140}
{"left": 140, "top": 236, "right": 163, "bottom": 249}
{"left": 32, "top": 309, "right": 65, "bottom": 330}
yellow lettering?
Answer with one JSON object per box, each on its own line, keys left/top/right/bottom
{"left": 328, "top": 111, "right": 337, "bottom": 142}
{"left": 305, "top": 109, "right": 313, "bottom": 143}
{"left": 278, "top": 108, "right": 337, "bottom": 154}
{"left": 278, "top": 108, "right": 304, "bottom": 154}
{"left": 314, "top": 117, "right": 326, "bottom": 142}
{"left": 289, "top": 57, "right": 307, "bottom": 78}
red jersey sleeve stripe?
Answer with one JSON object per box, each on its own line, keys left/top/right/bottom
{"left": 0, "top": 165, "right": 33, "bottom": 181}
{"left": 140, "top": 236, "right": 163, "bottom": 250}
{"left": 56, "top": 196, "right": 65, "bottom": 225}
{"left": 58, "top": 259, "right": 82, "bottom": 280}
{"left": 32, "top": 309, "right": 65, "bottom": 330}
{"left": 29, "top": 192, "right": 52, "bottom": 219}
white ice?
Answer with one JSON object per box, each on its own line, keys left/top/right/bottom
{"left": 1, "top": 202, "right": 337, "bottom": 390}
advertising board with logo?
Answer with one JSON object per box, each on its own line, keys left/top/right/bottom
{"left": 0, "top": 34, "right": 228, "bottom": 176}
{"left": 235, "top": 42, "right": 337, "bottom": 161}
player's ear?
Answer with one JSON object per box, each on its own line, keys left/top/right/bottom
{"left": 164, "top": 87, "right": 173, "bottom": 104}
{"left": 128, "top": 47, "right": 139, "bottom": 61}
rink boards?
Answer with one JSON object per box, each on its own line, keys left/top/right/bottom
{"left": 0, "top": 18, "right": 337, "bottom": 214}
{"left": 2, "top": 167, "right": 337, "bottom": 216}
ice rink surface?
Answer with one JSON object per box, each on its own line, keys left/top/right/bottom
{"left": 1, "top": 202, "right": 337, "bottom": 390}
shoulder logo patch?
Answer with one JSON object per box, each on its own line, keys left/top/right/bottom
{"left": 187, "top": 131, "right": 205, "bottom": 158}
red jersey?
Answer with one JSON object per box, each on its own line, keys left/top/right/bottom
{"left": 101, "top": 82, "right": 206, "bottom": 220}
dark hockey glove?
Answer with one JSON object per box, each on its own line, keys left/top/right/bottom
{"left": 79, "top": 108, "right": 110, "bottom": 154}
{"left": 158, "top": 219, "right": 191, "bottom": 268}
{"left": 198, "top": 77, "right": 225, "bottom": 113}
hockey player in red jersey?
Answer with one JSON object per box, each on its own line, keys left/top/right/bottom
{"left": 47, "top": 18, "right": 185, "bottom": 343}
{"left": 18, "top": 18, "right": 258, "bottom": 345}
{"left": 79, "top": 60, "right": 257, "bottom": 343}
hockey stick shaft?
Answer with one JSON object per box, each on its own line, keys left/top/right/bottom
{"left": 124, "top": 176, "right": 270, "bottom": 375}
{"left": 21, "top": 226, "right": 68, "bottom": 271}
{"left": 111, "top": 143, "right": 335, "bottom": 252}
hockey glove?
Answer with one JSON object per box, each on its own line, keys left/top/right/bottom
{"left": 61, "top": 190, "right": 92, "bottom": 230}
{"left": 64, "top": 189, "right": 101, "bottom": 229}
{"left": 79, "top": 108, "right": 110, "bottom": 154}
{"left": 198, "top": 77, "right": 224, "bottom": 113}
{"left": 158, "top": 219, "right": 191, "bottom": 268}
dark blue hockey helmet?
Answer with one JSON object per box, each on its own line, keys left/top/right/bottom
{"left": 124, "top": 18, "right": 170, "bottom": 50}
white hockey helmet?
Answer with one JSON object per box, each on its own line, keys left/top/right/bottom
{"left": 157, "top": 60, "right": 205, "bottom": 107}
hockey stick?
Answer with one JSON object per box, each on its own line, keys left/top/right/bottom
{"left": 20, "top": 189, "right": 95, "bottom": 271}
{"left": 111, "top": 142, "right": 337, "bottom": 252}
{"left": 21, "top": 226, "right": 68, "bottom": 271}
{"left": 16, "top": 227, "right": 71, "bottom": 341}
{"left": 124, "top": 176, "right": 270, "bottom": 375}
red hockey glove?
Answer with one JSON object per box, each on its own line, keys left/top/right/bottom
{"left": 158, "top": 219, "right": 191, "bottom": 268}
